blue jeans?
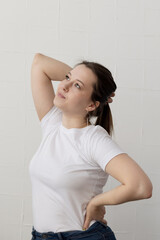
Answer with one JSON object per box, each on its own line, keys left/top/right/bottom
{"left": 31, "top": 221, "right": 117, "bottom": 240}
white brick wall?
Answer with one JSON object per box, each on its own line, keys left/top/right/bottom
{"left": 0, "top": 0, "right": 159, "bottom": 239}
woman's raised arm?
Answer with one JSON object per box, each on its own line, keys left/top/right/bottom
{"left": 31, "top": 53, "right": 72, "bottom": 121}
{"left": 32, "top": 53, "right": 72, "bottom": 81}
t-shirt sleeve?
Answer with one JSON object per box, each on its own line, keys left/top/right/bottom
{"left": 88, "top": 127, "right": 126, "bottom": 172}
{"left": 39, "top": 105, "right": 62, "bottom": 137}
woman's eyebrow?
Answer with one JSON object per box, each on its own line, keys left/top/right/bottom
{"left": 68, "top": 72, "right": 85, "bottom": 87}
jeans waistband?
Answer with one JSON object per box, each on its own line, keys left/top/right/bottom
{"left": 32, "top": 226, "right": 83, "bottom": 239}
{"left": 32, "top": 221, "right": 113, "bottom": 239}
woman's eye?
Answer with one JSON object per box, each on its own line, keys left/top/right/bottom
{"left": 75, "top": 83, "right": 80, "bottom": 89}
{"left": 65, "top": 75, "right": 70, "bottom": 80}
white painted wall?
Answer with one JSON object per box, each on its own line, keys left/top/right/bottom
{"left": 0, "top": 0, "right": 159, "bottom": 239}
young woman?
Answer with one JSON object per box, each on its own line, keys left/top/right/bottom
{"left": 29, "top": 53, "right": 152, "bottom": 240}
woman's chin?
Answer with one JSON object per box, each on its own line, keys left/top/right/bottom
{"left": 54, "top": 99, "right": 65, "bottom": 109}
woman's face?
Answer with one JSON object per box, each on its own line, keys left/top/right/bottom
{"left": 54, "top": 64, "right": 98, "bottom": 117}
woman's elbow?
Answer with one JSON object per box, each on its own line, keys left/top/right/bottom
{"left": 138, "top": 179, "right": 153, "bottom": 199}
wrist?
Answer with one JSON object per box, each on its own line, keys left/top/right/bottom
{"left": 90, "top": 194, "right": 104, "bottom": 207}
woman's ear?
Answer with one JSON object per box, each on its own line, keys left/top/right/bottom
{"left": 86, "top": 101, "right": 100, "bottom": 112}
{"left": 95, "top": 101, "right": 100, "bottom": 109}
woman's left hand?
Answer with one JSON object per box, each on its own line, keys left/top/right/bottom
{"left": 82, "top": 201, "right": 107, "bottom": 230}
{"left": 108, "top": 92, "right": 115, "bottom": 103}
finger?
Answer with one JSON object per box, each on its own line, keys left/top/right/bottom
{"left": 108, "top": 98, "right": 113, "bottom": 103}
{"left": 111, "top": 92, "right": 115, "bottom": 97}
{"left": 83, "top": 218, "right": 90, "bottom": 230}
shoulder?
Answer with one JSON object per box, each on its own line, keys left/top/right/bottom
{"left": 83, "top": 124, "right": 112, "bottom": 148}
{"left": 86, "top": 124, "right": 110, "bottom": 139}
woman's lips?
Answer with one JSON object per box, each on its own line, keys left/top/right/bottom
{"left": 58, "top": 93, "right": 65, "bottom": 98}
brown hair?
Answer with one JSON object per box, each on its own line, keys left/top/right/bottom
{"left": 75, "top": 60, "right": 117, "bottom": 136}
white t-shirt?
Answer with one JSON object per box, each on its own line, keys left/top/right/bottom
{"left": 29, "top": 105, "right": 125, "bottom": 233}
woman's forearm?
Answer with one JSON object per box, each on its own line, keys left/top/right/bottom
{"left": 90, "top": 183, "right": 152, "bottom": 207}
{"left": 32, "top": 53, "right": 72, "bottom": 81}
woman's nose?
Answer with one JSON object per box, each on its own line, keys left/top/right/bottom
{"left": 63, "top": 83, "right": 70, "bottom": 91}
{"left": 62, "top": 86, "right": 69, "bottom": 93}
